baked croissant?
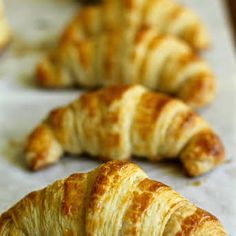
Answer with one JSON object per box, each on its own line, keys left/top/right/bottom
{"left": 37, "top": 28, "right": 215, "bottom": 108}
{"left": 0, "top": 161, "right": 227, "bottom": 235}
{"left": 0, "top": 0, "right": 10, "bottom": 50}
{"left": 25, "top": 85, "right": 225, "bottom": 177}
{"left": 62, "top": 0, "right": 210, "bottom": 50}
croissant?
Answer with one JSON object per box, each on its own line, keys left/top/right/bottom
{"left": 61, "top": 0, "right": 210, "bottom": 50}
{"left": 25, "top": 85, "right": 225, "bottom": 177}
{"left": 0, "top": 160, "right": 227, "bottom": 235}
{"left": 37, "top": 27, "right": 215, "bottom": 108}
{"left": 0, "top": 0, "right": 10, "bottom": 50}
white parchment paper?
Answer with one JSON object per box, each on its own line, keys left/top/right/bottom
{"left": 0, "top": 0, "right": 235, "bottom": 234}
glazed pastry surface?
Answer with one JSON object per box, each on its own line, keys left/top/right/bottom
{"left": 38, "top": 28, "right": 215, "bottom": 108}
{"left": 0, "top": 161, "right": 227, "bottom": 235}
{"left": 25, "top": 85, "right": 225, "bottom": 176}
{"left": 61, "top": 0, "right": 210, "bottom": 50}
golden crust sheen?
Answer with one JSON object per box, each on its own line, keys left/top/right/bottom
{"left": 0, "top": 161, "right": 227, "bottom": 235}
{"left": 61, "top": 0, "right": 210, "bottom": 50}
{"left": 37, "top": 26, "right": 215, "bottom": 108}
{"left": 25, "top": 85, "right": 225, "bottom": 176}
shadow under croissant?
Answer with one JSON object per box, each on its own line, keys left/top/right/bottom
{"left": 1, "top": 138, "right": 184, "bottom": 177}
{"left": 29, "top": 151, "right": 205, "bottom": 178}
{"left": 4, "top": 139, "right": 224, "bottom": 178}
{"left": 1, "top": 139, "right": 27, "bottom": 170}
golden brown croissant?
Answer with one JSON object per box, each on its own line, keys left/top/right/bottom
{"left": 0, "top": 161, "right": 227, "bottom": 235}
{"left": 61, "top": 0, "right": 210, "bottom": 50}
{"left": 25, "top": 85, "right": 225, "bottom": 177}
{"left": 37, "top": 28, "right": 215, "bottom": 108}
{"left": 0, "top": 0, "right": 10, "bottom": 50}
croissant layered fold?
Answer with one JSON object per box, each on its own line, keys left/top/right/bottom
{"left": 61, "top": 0, "right": 210, "bottom": 50}
{"left": 0, "top": 161, "right": 227, "bottom": 235}
{"left": 37, "top": 28, "right": 215, "bottom": 108}
{"left": 25, "top": 85, "right": 225, "bottom": 176}
{"left": 0, "top": 0, "right": 10, "bottom": 50}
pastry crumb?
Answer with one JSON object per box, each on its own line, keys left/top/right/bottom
{"left": 190, "top": 180, "right": 202, "bottom": 187}
{"left": 192, "top": 180, "right": 202, "bottom": 187}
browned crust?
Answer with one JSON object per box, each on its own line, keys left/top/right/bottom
{"left": 76, "top": 40, "right": 92, "bottom": 69}
{"left": 80, "top": 85, "right": 133, "bottom": 109}
{"left": 178, "top": 71, "right": 215, "bottom": 108}
{"left": 124, "top": 191, "right": 154, "bottom": 234}
{"left": 98, "top": 85, "right": 133, "bottom": 105}
{"left": 25, "top": 123, "right": 62, "bottom": 171}
{"left": 124, "top": 0, "right": 137, "bottom": 10}
{"left": 181, "top": 129, "right": 225, "bottom": 177}
{"left": 133, "top": 92, "right": 171, "bottom": 140}
{"left": 133, "top": 26, "right": 152, "bottom": 45}
{"left": 123, "top": 178, "right": 168, "bottom": 234}
{"left": 186, "top": 130, "right": 225, "bottom": 163}
{"left": 148, "top": 35, "right": 166, "bottom": 50}
{"left": 25, "top": 125, "right": 53, "bottom": 169}
{"left": 165, "top": 109, "right": 198, "bottom": 141}
{"left": 138, "top": 178, "right": 168, "bottom": 192}
{"left": 102, "top": 133, "right": 121, "bottom": 149}
{"left": 176, "top": 208, "right": 218, "bottom": 235}
{"left": 169, "top": 6, "right": 183, "bottom": 21}
{"left": 183, "top": 23, "right": 210, "bottom": 51}
{"left": 88, "top": 160, "right": 133, "bottom": 210}
{"left": 61, "top": 6, "right": 99, "bottom": 43}
{"left": 79, "top": 91, "right": 100, "bottom": 117}
{"left": 36, "top": 62, "right": 49, "bottom": 87}
{"left": 0, "top": 212, "right": 11, "bottom": 234}
{"left": 195, "top": 131, "right": 224, "bottom": 159}
{"left": 176, "top": 52, "right": 199, "bottom": 70}
{"left": 49, "top": 107, "right": 68, "bottom": 130}
{"left": 62, "top": 173, "right": 86, "bottom": 216}
{"left": 36, "top": 60, "right": 63, "bottom": 88}
{"left": 176, "top": 111, "right": 197, "bottom": 131}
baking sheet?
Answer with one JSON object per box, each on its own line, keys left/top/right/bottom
{"left": 0, "top": 0, "right": 236, "bottom": 234}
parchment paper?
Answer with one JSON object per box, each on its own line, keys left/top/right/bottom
{"left": 0, "top": 0, "right": 235, "bottom": 234}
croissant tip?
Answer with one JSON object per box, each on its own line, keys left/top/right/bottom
{"left": 0, "top": 38, "right": 11, "bottom": 54}
{"left": 36, "top": 63, "right": 49, "bottom": 87}
{"left": 25, "top": 152, "right": 49, "bottom": 171}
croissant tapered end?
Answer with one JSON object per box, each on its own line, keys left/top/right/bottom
{"left": 0, "top": 161, "right": 227, "bottom": 235}
{"left": 37, "top": 59, "right": 56, "bottom": 88}
{"left": 36, "top": 54, "right": 74, "bottom": 89}
{"left": 25, "top": 124, "right": 63, "bottom": 170}
{"left": 37, "top": 60, "right": 62, "bottom": 89}
{"left": 181, "top": 130, "right": 225, "bottom": 177}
